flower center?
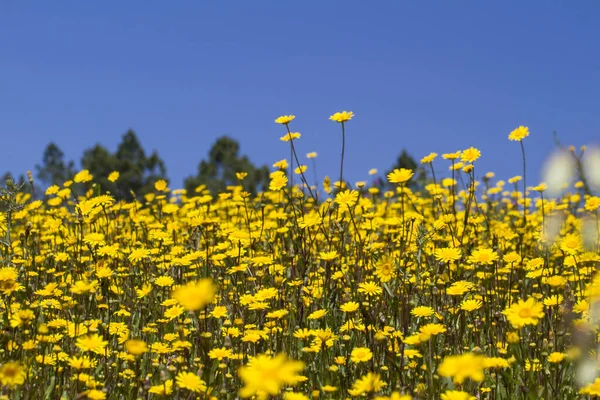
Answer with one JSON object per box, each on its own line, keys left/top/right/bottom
{"left": 519, "top": 308, "right": 532, "bottom": 318}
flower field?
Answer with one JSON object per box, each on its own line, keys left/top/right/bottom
{"left": 1, "top": 113, "right": 600, "bottom": 400}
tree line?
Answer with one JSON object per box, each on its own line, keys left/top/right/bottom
{"left": 3, "top": 129, "right": 425, "bottom": 199}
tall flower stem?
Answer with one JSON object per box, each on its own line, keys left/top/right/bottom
{"left": 429, "top": 163, "right": 437, "bottom": 217}
{"left": 520, "top": 141, "right": 527, "bottom": 226}
{"left": 289, "top": 138, "right": 294, "bottom": 188}
{"left": 339, "top": 122, "right": 346, "bottom": 190}
{"left": 451, "top": 161, "right": 456, "bottom": 216}
{"left": 311, "top": 158, "right": 318, "bottom": 202}
{"left": 284, "top": 125, "right": 317, "bottom": 202}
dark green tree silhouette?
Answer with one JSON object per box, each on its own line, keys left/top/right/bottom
{"left": 82, "top": 129, "right": 167, "bottom": 199}
{"left": 35, "top": 143, "right": 75, "bottom": 186}
{"left": 81, "top": 144, "right": 118, "bottom": 192}
{"left": 184, "top": 136, "right": 269, "bottom": 195}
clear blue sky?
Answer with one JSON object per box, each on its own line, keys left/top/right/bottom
{"left": 1, "top": 1, "right": 599, "bottom": 190}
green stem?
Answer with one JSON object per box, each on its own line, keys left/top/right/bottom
{"left": 339, "top": 122, "right": 346, "bottom": 189}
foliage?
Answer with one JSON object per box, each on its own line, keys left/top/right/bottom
{"left": 184, "top": 136, "right": 270, "bottom": 196}
{"left": 81, "top": 129, "right": 167, "bottom": 199}
{"left": 35, "top": 142, "right": 75, "bottom": 186}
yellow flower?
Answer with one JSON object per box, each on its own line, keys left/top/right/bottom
{"left": 548, "top": 352, "right": 565, "bottom": 363}
{"left": 74, "top": 169, "right": 94, "bottom": 183}
{"left": 307, "top": 309, "right": 327, "bottom": 320}
{"left": 125, "top": 340, "right": 148, "bottom": 356}
{"left": 340, "top": 301, "right": 359, "bottom": 313}
{"left": 0, "top": 267, "right": 18, "bottom": 284}
{"left": 585, "top": 196, "right": 600, "bottom": 212}
{"left": 0, "top": 362, "right": 26, "bottom": 387}
{"left": 175, "top": 371, "right": 206, "bottom": 393}
{"left": 269, "top": 171, "right": 288, "bottom": 191}
{"left": 45, "top": 185, "right": 60, "bottom": 195}
{"left": 502, "top": 298, "right": 544, "bottom": 329}
{"left": 419, "top": 323, "right": 446, "bottom": 339}
{"left": 559, "top": 233, "right": 583, "bottom": 255}
{"left": 335, "top": 190, "right": 359, "bottom": 209}
{"left": 154, "top": 276, "right": 174, "bottom": 287}
{"left": 280, "top": 132, "right": 301, "bottom": 142}
{"left": 348, "top": 372, "right": 386, "bottom": 397}
{"left": 154, "top": 179, "right": 168, "bottom": 191}
{"left": 136, "top": 284, "right": 152, "bottom": 299}
{"left": 446, "top": 281, "right": 474, "bottom": 296}
{"left": 76, "top": 334, "right": 108, "bottom": 355}
{"left": 68, "top": 356, "right": 97, "bottom": 370}
{"left": 275, "top": 115, "right": 296, "bottom": 125}
{"left": 329, "top": 111, "right": 354, "bottom": 123}
{"left": 438, "top": 353, "right": 485, "bottom": 384}
{"left": 350, "top": 347, "right": 373, "bottom": 363}
{"left": 273, "top": 159, "right": 289, "bottom": 170}
{"left": 442, "top": 151, "right": 461, "bottom": 160}
{"left": 210, "top": 305, "right": 228, "bottom": 318}
{"left": 420, "top": 152, "right": 438, "bottom": 164}
{"left": 149, "top": 380, "right": 173, "bottom": 395}
{"left": 83, "top": 232, "right": 105, "bottom": 247}
{"left": 238, "top": 354, "right": 304, "bottom": 399}
{"left": 543, "top": 294, "right": 563, "bottom": 307}
{"left": 294, "top": 165, "right": 307, "bottom": 174}
{"left": 441, "top": 390, "right": 476, "bottom": 400}
{"left": 468, "top": 248, "right": 499, "bottom": 265}
{"left": 164, "top": 305, "right": 185, "bottom": 320}
{"left": 580, "top": 377, "right": 600, "bottom": 396}
{"left": 374, "top": 392, "right": 412, "bottom": 400}
{"left": 461, "top": 147, "right": 481, "bottom": 163}
{"left": 107, "top": 171, "right": 119, "bottom": 182}
{"left": 171, "top": 279, "right": 217, "bottom": 311}
{"left": 460, "top": 299, "right": 482, "bottom": 312}
{"left": 387, "top": 168, "right": 414, "bottom": 184}
{"left": 334, "top": 356, "right": 346, "bottom": 365}
{"left": 284, "top": 393, "right": 310, "bottom": 400}
{"left": 434, "top": 247, "right": 461, "bottom": 263}
{"left": 128, "top": 248, "right": 150, "bottom": 263}
{"left": 208, "top": 347, "right": 233, "bottom": 360}
{"left": 358, "top": 281, "right": 382, "bottom": 296}
{"left": 531, "top": 183, "right": 548, "bottom": 192}
{"left": 411, "top": 306, "right": 434, "bottom": 318}
{"left": 483, "top": 357, "right": 510, "bottom": 369}
{"left": 509, "top": 125, "right": 529, "bottom": 141}
{"left": 86, "top": 390, "right": 107, "bottom": 400}
{"left": 306, "top": 152, "right": 318, "bottom": 159}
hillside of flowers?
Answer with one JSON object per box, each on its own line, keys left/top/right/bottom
{"left": 0, "top": 112, "right": 599, "bottom": 400}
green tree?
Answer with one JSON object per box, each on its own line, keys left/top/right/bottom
{"left": 35, "top": 142, "right": 75, "bottom": 186}
{"left": 81, "top": 144, "right": 118, "bottom": 193}
{"left": 184, "top": 136, "right": 269, "bottom": 195}
{"left": 82, "top": 129, "right": 167, "bottom": 199}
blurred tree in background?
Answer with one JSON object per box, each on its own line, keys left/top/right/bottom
{"left": 35, "top": 142, "right": 76, "bottom": 186}
{"left": 184, "top": 136, "right": 270, "bottom": 196}
{"left": 12, "top": 133, "right": 426, "bottom": 201}
{"left": 82, "top": 130, "right": 167, "bottom": 199}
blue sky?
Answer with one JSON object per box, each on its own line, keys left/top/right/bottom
{"left": 1, "top": 1, "right": 599, "bottom": 190}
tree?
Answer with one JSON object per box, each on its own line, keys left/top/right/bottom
{"left": 184, "top": 136, "right": 269, "bottom": 195}
{"left": 35, "top": 143, "right": 75, "bottom": 186}
{"left": 81, "top": 144, "right": 118, "bottom": 193}
{"left": 82, "top": 129, "right": 167, "bottom": 199}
